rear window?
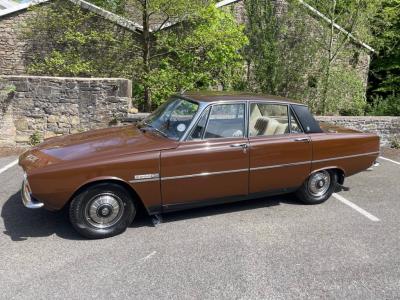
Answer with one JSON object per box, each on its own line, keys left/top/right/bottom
{"left": 291, "top": 105, "right": 322, "bottom": 134}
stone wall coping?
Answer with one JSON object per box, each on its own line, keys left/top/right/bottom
{"left": 316, "top": 116, "right": 400, "bottom": 121}
{"left": 0, "top": 75, "right": 130, "bottom": 81}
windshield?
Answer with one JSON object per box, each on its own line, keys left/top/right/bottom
{"left": 142, "top": 98, "right": 199, "bottom": 140}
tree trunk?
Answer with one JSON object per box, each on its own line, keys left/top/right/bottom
{"left": 321, "top": 0, "right": 336, "bottom": 115}
{"left": 142, "top": 0, "right": 152, "bottom": 112}
{"left": 321, "top": 63, "right": 331, "bottom": 114}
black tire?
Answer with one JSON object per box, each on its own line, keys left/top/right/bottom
{"left": 295, "top": 170, "right": 338, "bottom": 205}
{"left": 69, "top": 183, "right": 136, "bottom": 239}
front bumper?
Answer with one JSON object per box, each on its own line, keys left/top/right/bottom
{"left": 21, "top": 174, "right": 44, "bottom": 209}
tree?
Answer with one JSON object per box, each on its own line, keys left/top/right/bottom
{"left": 23, "top": 0, "right": 141, "bottom": 78}
{"left": 244, "top": 0, "right": 319, "bottom": 102}
{"left": 122, "top": 0, "right": 210, "bottom": 111}
{"left": 306, "top": 0, "right": 374, "bottom": 114}
{"left": 22, "top": 0, "right": 247, "bottom": 111}
{"left": 367, "top": 0, "right": 400, "bottom": 115}
{"left": 146, "top": 5, "right": 248, "bottom": 106}
{"left": 244, "top": 0, "right": 374, "bottom": 115}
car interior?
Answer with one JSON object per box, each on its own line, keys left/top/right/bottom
{"left": 249, "top": 103, "right": 289, "bottom": 136}
{"left": 188, "top": 102, "right": 303, "bottom": 140}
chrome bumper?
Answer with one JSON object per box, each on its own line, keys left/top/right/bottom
{"left": 21, "top": 174, "right": 44, "bottom": 209}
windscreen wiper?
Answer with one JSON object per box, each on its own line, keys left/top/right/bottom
{"left": 142, "top": 122, "right": 168, "bottom": 138}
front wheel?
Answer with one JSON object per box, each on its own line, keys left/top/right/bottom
{"left": 69, "top": 183, "right": 136, "bottom": 239}
{"left": 295, "top": 170, "right": 337, "bottom": 205}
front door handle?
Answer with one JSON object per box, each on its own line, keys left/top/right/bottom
{"left": 230, "top": 143, "right": 248, "bottom": 148}
{"left": 294, "top": 137, "right": 310, "bottom": 142}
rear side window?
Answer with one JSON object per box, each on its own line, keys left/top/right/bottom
{"left": 290, "top": 110, "right": 303, "bottom": 134}
{"left": 291, "top": 105, "right": 322, "bottom": 133}
{"left": 249, "top": 103, "right": 289, "bottom": 136}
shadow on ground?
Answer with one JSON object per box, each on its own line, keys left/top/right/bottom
{"left": 2, "top": 190, "right": 303, "bottom": 241}
{"left": 152, "top": 193, "right": 300, "bottom": 224}
{"left": 1, "top": 191, "right": 81, "bottom": 241}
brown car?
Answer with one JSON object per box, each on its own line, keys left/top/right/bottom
{"left": 19, "top": 92, "right": 380, "bottom": 239}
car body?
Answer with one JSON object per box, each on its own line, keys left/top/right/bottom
{"left": 19, "top": 92, "right": 380, "bottom": 238}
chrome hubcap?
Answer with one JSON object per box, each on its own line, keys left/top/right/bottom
{"left": 307, "top": 171, "right": 331, "bottom": 197}
{"left": 84, "top": 193, "right": 124, "bottom": 229}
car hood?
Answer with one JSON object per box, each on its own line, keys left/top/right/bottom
{"left": 19, "top": 125, "right": 178, "bottom": 171}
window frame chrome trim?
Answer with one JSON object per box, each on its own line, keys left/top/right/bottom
{"left": 183, "top": 101, "right": 248, "bottom": 142}
{"left": 289, "top": 106, "right": 305, "bottom": 134}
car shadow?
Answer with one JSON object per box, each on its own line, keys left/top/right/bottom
{"left": 155, "top": 193, "right": 300, "bottom": 224}
{"left": 2, "top": 190, "right": 303, "bottom": 241}
{"left": 1, "top": 191, "right": 82, "bottom": 241}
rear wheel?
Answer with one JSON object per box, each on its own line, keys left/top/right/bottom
{"left": 296, "top": 170, "right": 337, "bottom": 204}
{"left": 69, "top": 183, "right": 136, "bottom": 239}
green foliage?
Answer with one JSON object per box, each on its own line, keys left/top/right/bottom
{"left": 23, "top": 0, "right": 245, "bottom": 110}
{"left": 366, "top": 95, "right": 400, "bottom": 116}
{"left": 23, "top": 0, "right": 141, "bottom": 78}
{"left": 307, "top": 0, "right": 378, "bottom": 44}
{"left": 244, "top": 0, "right": 318, "bottom": 99}
{"left": 390, "top": 135, "right": 400, "bottom": 149}
{"left": 325, "top": 68, "right": 367, "bottom": 116}
{"left": 29, "top": 132, "right": 42, "bottom": 146}
{"left": 88, "top": 0, "right": 128, "bottom": 14}
{"left": 245, "top": 0, "right": 372, "bottom": 115}
{"left": 5, "top": 84, "right": 16, "bottom": 96}
{"left": 368, "top": 0, "right": 400, "bottom": 112}
{"left": 143, "top": 5, "right": 248, "bottom": 106}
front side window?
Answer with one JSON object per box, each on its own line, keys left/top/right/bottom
{"left": 189, "top": 107, "right": 211, "bottom": 140}
{"left": 203, "top": 104, "right": 245, "bottom": 139}
{"left": 142, "top": 98, "right": 199, "bottom": 140}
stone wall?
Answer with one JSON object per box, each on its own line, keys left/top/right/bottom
{"left": 0, "top": 76, "right": 132, "bottom": 146}
{"left": 316, "top": 116, "right": 400, "bottom": 146}
{"left": 0, "top": 9, "right": 35, "bottom": 75}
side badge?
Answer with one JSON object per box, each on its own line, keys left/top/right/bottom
{"left": 133, "top": 173, "right": 160, "bottom": 181}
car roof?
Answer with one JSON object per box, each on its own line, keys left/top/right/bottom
{"left": 176, "top": 91, "right": 306, "bottom": 106}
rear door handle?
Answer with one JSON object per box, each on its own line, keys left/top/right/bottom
{"left": 230, "top": 143, "right": 248, "bottom": 148}
{"left": 294, "top": 137, "right": 310, "bottom": 142}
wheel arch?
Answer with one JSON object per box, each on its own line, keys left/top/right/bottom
{"left": 67, "top": 178, "right": 148, "bottom": 214}
{"left": 310, "top": 166, "right": 345, "bottom": 185}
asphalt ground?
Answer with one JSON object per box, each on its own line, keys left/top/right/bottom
{"left": 0, "top": 155, "right": 399, "bottom": 299}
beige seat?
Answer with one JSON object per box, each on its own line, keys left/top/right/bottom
{"left": 254, "top": 117, "right": 288, "bottom": 136}
{"left": 264, "top": 118, "right": 279, "bottom": 135}
{"left": 253, "top": 117, "right": 270, "bottom": 135}
{"left": 250, "top": 104, "right": 288, "bottom": 136}
{"left": 274, "top": 123, "right": 288, "bottom": 135}
{"left": 249, "top": 105, "right": 263, "bottom": 136}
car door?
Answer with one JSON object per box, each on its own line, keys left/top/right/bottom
{"left": 160, "top": 102, "right": 249, "bottom": 210}
{"left": 248, "top": 102, "right": 312, "bottom": 194}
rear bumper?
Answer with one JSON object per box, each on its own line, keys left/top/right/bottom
{"left": 21, "top": 174, "right": 44, "bottom": 209}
